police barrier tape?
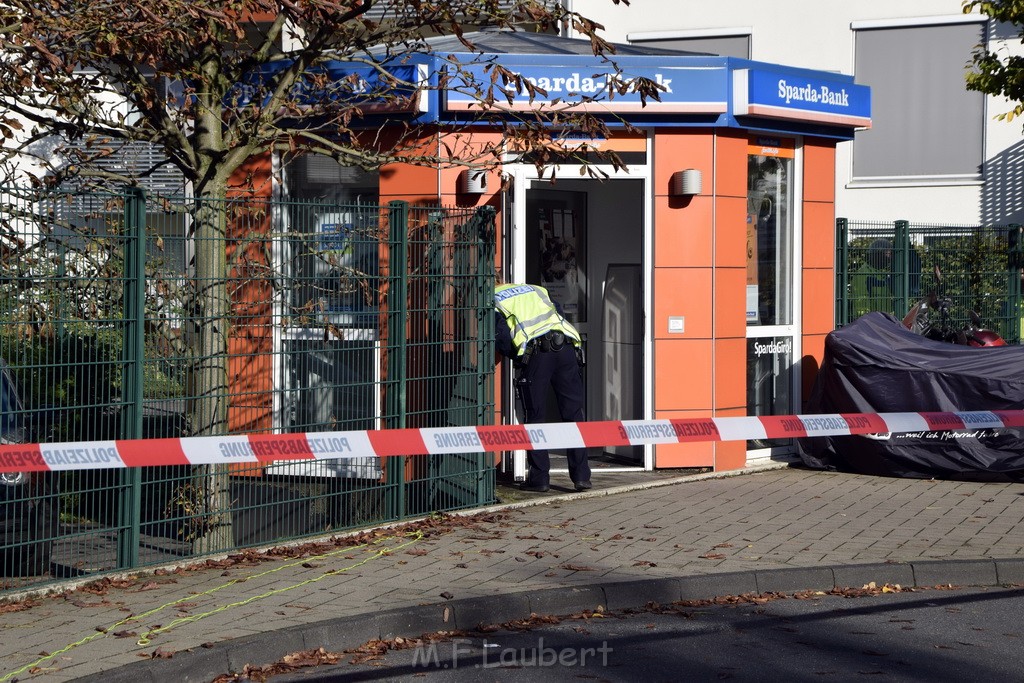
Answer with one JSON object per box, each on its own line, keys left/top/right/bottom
{"left": 2, "top": 410, "right": 1023, "bottom": 475}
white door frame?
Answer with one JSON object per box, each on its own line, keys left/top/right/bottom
{"left": 503, "top": 153, "right": 655, "bottom": 478}
{"left": 744, "top": 138, "right": 804, "bottom": 463}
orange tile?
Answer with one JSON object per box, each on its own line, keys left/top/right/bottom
{"left": 653, "top": 268, "right": 712, "bottom": 339}
{"left": 654, "top": 440, "right": 715, "bottom": 468}
{"left": 381, "top": 169, "right": 439, "bottom": 197}
{"left": 714, "top": 439, "right": 747, "bottom": 471}
{"left": 714, "top": 337, "right": 747, "bottom": 411}
{"left": 653, "top": 195, "right": 712, "bottom": 267}
{"left": 802, "top": 202, "right": 836, "bottom": 269}
{"left": 803, "top": 139, "right": 836, "bottom": 203}
{"left": 651, "top": 408, "right": 714, "bottom": 468}
{"left": 650, "top": 408, "right": 754, "bottom": 470}
{"left": 438, "top": 130, "right": 503, "bottom": 204}
{"left": 653, "top": 338, "right": 713, "bottom": 410}
{"left": 714, "top": 196, "right": 748, "bottom": 268}
{"left": 653, "top": 130, "right": 714, "bottom": 198}
{"left": 713, "top": 267, "right": 746, "bottom": 339}
{"left": 229, "top": 152, "right": 273, "bottom": 198}
{"left": 713, "top": 131, "right": 748, "bottom": 198}
{"left": 801, "top": 269, "right": 836, "bottom": 336}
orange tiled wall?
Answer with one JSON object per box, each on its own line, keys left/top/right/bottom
{"left": 651, "top": 131, "right": 838, "bottom": 471}
{"left": 651, "top": 130, "right": 746, "bottom": 470}
{"left": 800, "top": 138, "right": 837, "bottom": 407}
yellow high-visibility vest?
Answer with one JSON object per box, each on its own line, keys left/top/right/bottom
{"left": 495, "top": 284, "right": 581, "bottom": 356}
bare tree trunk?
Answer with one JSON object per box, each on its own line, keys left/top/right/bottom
{"left": 188, "top": 186, "right": 234, "bottom": 552}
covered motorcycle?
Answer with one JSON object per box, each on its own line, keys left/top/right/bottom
{"left": 798, "top": 311, "right": 1024, "bottom": 481}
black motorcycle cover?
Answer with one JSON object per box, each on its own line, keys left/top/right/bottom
{"left": 798, "top": 312, "right": 1024, "bottom": 481}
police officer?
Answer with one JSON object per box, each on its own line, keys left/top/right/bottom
{"left": 494, "top": 283, "right": 591, "bottom": 493}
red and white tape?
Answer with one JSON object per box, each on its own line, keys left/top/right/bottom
{"left": 1, "top": 410, "right": 1021, "bottom": 474}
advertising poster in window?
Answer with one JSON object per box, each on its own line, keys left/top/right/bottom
{"left": 746, "top": 210, "right": 759, "bottom": 323}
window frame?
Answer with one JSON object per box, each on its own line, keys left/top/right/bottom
{"left": 849, "top": 16, "right": 988, "bottom": 186}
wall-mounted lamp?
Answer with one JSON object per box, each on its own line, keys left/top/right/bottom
{"left": 461, "top": 169, "right": 488, "bottom": 194}
{"left": 670, "top": 169, "right": 703, "bottom": 197}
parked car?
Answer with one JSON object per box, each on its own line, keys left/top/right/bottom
{"left": 0, "top": 359, "right": 58, "bottom": 576}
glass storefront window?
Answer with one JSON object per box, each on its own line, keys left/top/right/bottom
{"left": 746, "top": 140, "right": 794, "bottom": 327}
{"left": 283, "top": 154, "right": 381, "bottom": 328}
{"left": 747, "top": 336, "right": 794, "bottom": 418}
{"left": 746, "top": 336, "right": 795, "bottom": 449}
{"left": 746, "top": 137, "right": 798, "bottom": 450}
{"left": 277, "top": 154, "right": 383, "bottom": 447}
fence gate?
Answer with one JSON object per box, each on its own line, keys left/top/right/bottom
{"left": 387, "top": 204, "right": 497, "bottom": 514}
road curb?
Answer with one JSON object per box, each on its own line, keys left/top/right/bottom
{"left": 76, "top": 557, "right": 1024, "bottom": 683}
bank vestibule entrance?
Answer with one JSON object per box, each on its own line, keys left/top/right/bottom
{"left": 505, "top": 173, "right": 648, "bottom": 481}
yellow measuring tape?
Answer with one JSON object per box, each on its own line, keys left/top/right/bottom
{"left": 1, "top": 531, "right": 425, "bottom": 681}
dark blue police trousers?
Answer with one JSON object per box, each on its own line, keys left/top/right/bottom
{"left": 518, "top": 344, "right": 591, "bottom": 488}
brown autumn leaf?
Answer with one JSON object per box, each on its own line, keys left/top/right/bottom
{"left": 282, "top": 647, "right": 341, "bottom": 667}
{"left": 0, "top": 600, "right": 39, "bottom": 613}
{"left": 699, "top": 553, "right": 726, "bottom": 560}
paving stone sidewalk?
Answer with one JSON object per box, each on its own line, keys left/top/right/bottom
{"left": 2, "top": 465, "right": 1023, "bottom": 682}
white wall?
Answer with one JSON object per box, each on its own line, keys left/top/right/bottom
{"left": 569, "top": 0, "right": 1024, "bottom": 226}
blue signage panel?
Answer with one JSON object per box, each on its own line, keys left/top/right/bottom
{"left": 733, "top": 68, "right": 871, "bottom": 128}
{"left": 227, "top": 62, "right": 423, "bottom": 112}
{"left": 444, "top": 60, "right": 729, "bottom": 114}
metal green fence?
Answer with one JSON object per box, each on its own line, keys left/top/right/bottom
{"left": 0, "top": 186, "right": 496, "bottom": 593}
{"left": 836, "top": 218, "right": 1024, "bottom": 342}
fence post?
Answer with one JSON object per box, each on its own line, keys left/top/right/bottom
{"left": 473, "top": 206, "right": 496, "bottom": 504}
{"left": 893, "top": 220, "right": 910, "bottom": 318}
{"left": 119, "top": 187, "right": 146, "bottom": 568}
{"left": 835, "top": 218, "right": 849, "bottom": 327}
{"left": 473, "top": 206, "right": 496, "bottom": 422}
{"left": 1009, "top": 224, "right": 1023, "bottom": 343}
{"left": 385, "top": 200, "right": 409, "bottom": 518}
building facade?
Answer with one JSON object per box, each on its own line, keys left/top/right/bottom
{"left": 568, "top": 0, "right": 1019, "bottom": 226}
{"left": 243, "top": 30, "right": 872, "bottom": 475}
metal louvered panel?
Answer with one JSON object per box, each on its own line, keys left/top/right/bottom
{"left": 63, "top": 140, "right": 185, "bottom": 195}
{"left": 96, "top": 141, "right": 185, "bottom": 194}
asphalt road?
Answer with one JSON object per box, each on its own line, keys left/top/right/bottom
{"left": 221, "top": 584, "right": 1024, "bottom": 682}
